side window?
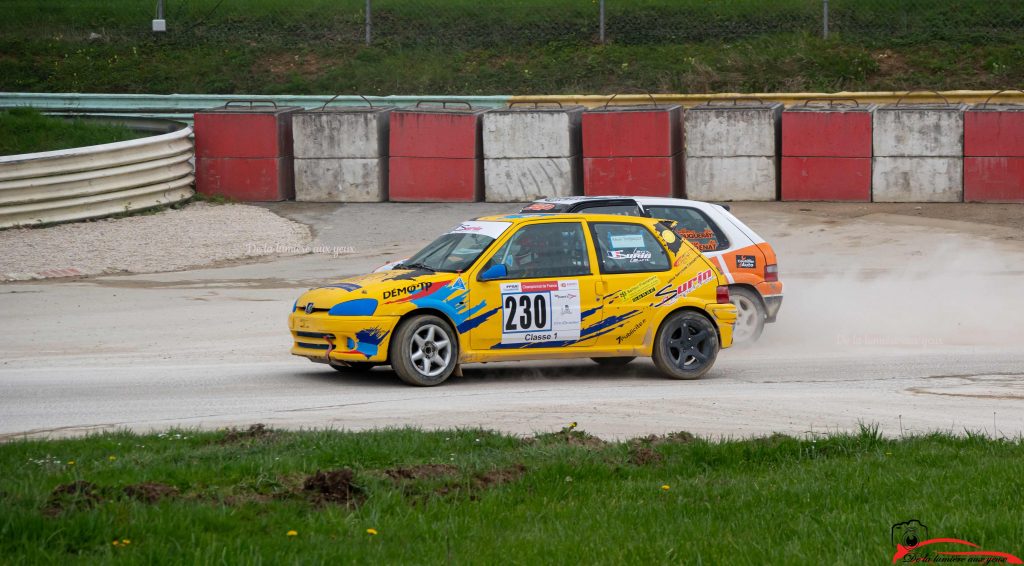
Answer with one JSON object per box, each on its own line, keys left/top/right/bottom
{"left": 576, "top": 204, "right": 643, "bottom": 217}
{"left": 482, "top": 222, "right": 590, "bottom": 279}
{"left": 591, "top": 222, "right": 671, "bottom": 274}
{"left": 644, "top": 206, "right": 729, "bottom": 252}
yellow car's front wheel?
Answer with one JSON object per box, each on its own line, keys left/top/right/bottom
{"left": 390, "top": 314, "right": 459, "bottom": 386}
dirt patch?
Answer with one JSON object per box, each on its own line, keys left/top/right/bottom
{"left": 44, "top": 481, "right": 102, "bottom": 516}
{"left": 634, "top": 431, "right": 696, "bottom": 446}
{"left": 385, "top": 463, "right": 459, "bottom": 481}
{"left": 123, "top": 482, "right": 180, "bottom": 504}
{"left": 539, "top": 428, "right": 607, "bottom": 448}
{"left": 628, "top": 446, "right": 664, "bottom": 466}
{"left": 302, "top": 468, "right": 362, "bottom": 505}
{"left": 220, "top": 423, "right": 274, "bottom": 444}
{"left": 474, "top": 464, "right": 527, "bottom": 489}
{"left": 873, "top": 49, "right": 910, "bottom": 77}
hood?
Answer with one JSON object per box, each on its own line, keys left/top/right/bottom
{"left": 295, "top": 269, "right": 465, "bottom": 314}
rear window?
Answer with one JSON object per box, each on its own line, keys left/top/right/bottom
{"left": 590, "top": 222, "right": 671, "bottom": 274}
{"left": 644, "top": 206, "right": 728, "bottom": 252}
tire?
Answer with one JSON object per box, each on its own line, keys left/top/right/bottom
{"left": 652, "top": 310, "right": 719, "bottom": 380}
{"left": 729, "top": 287, "right": 766, "bottom": 345}
{"left": 590, "top": 357, "right": 637, "bottom": 367}
{"left": 329, "top": 362, "right": 376, "bottom": 372}
{"left": 389, "top": 315, "right": 459, "bottom": 386}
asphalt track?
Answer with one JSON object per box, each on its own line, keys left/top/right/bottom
{"left": 2, "top": 202, "right": 1022, "bottom": 440}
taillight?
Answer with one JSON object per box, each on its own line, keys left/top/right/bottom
{"left": 765, "top": 264, "right": 778, "bottom": 282}
{"left": 716, "top": 285, "right": 730, "bottom": 304}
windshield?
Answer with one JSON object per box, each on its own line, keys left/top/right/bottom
{"left": 399, "top": 221, "right": 512, "bottom": 273}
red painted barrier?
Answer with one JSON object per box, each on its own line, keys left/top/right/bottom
{"left": 964, "top": 104, "right": 1024, "bottom": 202}
{"left": 781, "top": 157, "right": 871, "bottom": 202}
{"left": 196, "top": 158, "right": 294, "bottom": 202}
{"left": 194, "top": 102, "right": 300, "bottom": 201}
{"left": 781, "top": 103, "right": 874, "bottom": 201}
{"left": 389, "top": 157, "right": 483, "bottom": 202}
{"left": 582, "top": 157, "right": 681, "bottom": 197}
{"left": 389, "top": 103, "right": 487, "bottom": 201}
{"left": 581, "top": 105, "right": 682, "bottom": 197}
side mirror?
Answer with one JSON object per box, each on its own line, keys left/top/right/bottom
{"left": 478, "top": 264, "right": 507, "bottom": 281}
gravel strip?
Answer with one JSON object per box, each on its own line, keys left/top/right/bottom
{"left": 0, "top": 202, "right": 312, "bottom": 281}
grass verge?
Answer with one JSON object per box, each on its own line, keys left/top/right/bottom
{"left": 1, "top": 424, "right": 1022, "bottom": 564}
{"left": 0, "top": 108, "right": 144, "bottom": 157}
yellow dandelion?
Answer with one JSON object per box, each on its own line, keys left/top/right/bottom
{"left": 366, "top": 528, "right": 378, "bottom": 536}
{"left": 108, "top": 455, "right": 116, "bottom": 461}
{"left": 568, "top": 421, "right": 578, "bottom": 429}
{"left": 286, "top": 530, "right": 298, "bottom": 537}
{"left": 885, "top": 452, "right": 893, "bottom": 456}
{"left": 122, "top": 539, "right": 131, "bottom": 545}
{"left": 661, "top": 484, "right": 670, "bottom": 491}
{"left": 67, "top": 460, "right": 75, "bottom": 465}
{"left": 112, "top": 540, "right": 120, "bottom": 546}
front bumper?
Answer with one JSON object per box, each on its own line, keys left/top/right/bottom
{"left": 763, "top": 295, "right": 783, "bottom": 323}
{"left": 288, "top": 312, "right": 399, "bottom": 363}
{"left": 705, "top": 303, "right": 738, "bottom": 349}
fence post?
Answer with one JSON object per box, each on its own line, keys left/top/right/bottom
{"left": 365, "top": 0, "right": 372, "bottom": 45}
{"left": 599, "top": 0, "right": 606, "bottom": 43}
{"left": 822, "top": 0, "right": 829, "bottom": 39}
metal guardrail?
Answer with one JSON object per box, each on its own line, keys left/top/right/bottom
{"left": 0, "top": 125, "right": 195, "bottom": 229}
{"left": 0, "top": 93, "right": 513, "bottom": 123}
{"left": 510, "top": 90, "right": 1024, "bottom": 108}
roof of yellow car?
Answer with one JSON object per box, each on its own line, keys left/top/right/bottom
{"left": 476, "top": 212, "right": 663, "bottom": 224}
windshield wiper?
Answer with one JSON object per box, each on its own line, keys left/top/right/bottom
{"left": 398, "top": 261, "right": 436, "bottom": 272}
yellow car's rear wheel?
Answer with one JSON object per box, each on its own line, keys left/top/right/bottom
{"left": 390, "top": 314, "right": 459, "bottom": 386}
{"left": 653, "top": 310, "right": 719, "bottom": 380}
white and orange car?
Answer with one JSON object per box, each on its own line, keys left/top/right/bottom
{"left": 520, "top": 197, "right": 782, "bottom": 343}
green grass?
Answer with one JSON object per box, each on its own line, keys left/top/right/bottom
{"left": 0, "top": 108, "right": 144, "bottom": 156}
{"left": 0, "top": 1, "right": 1022, "bottom": 94}
{"left": 2, "top": 425, "right": 1023, "bottom": 564}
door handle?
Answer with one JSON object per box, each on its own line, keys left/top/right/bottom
{"left": 595, "top": 280, "right": 606, "bottom": 297}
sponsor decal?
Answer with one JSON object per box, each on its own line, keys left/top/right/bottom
{"left": 324, "top": 282, "right": 361, "bottom": 292}
{"left": 610, "top": 275, "right": 660, "bottom": 304}
{"left": 891, "top": 519, "right": 1022, "bottom": 564}
{"left": 608, "top": 248, "right": 653, "bottom": 263}
{"left": 615, "top": 319, "right": 646, "bottom": 344}
{"left": 609, "top": 234, "right": 646, "bottom": 249}
{"left": 344, "top": 326, "right": 391, "bottom": 359}
{"left": 450, "top": 277, "right": 467, "bottom": 291}
{"left": 523, "top": 202, "right": 556, "bottom": 211}
{"left": 673, "top": 250, "right": 696, "bottom": 267}
{"left": 676, "top": 269, "right": 715, "bottom": 298}
{"left": 736, "top": 255, "right": 757, "bottom": 269}
{"left": 501, "top": 280, "right": 581, "bottom": 344}
{"left": 382, "top": 281, "right": 432, "bottom": 300}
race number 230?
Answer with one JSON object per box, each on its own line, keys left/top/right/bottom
{"left": 503, "top": 293, "right": 550, "bottom": 332}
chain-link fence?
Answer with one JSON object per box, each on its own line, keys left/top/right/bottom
{"left": 4, "top": 0, "right": 1022, "bottom": 46}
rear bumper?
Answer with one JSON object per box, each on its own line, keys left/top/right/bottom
{"left": 763, "top": 294, "right": 783, "bottom": 323}
{"left": 706, "top": 302, "right": 738, "bottom": 349}
{"left": 288, "top": 313, "right": 398, "bottom": 363}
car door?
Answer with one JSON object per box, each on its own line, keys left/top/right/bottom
{"left": 469, "top": 221, "right": 601, "bottom": 350}
{"left": 588, "top": 220, "right": 675, "bottom": 349}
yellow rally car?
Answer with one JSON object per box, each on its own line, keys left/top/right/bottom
{"left": 289, "top": 214, "right": 737, "bottom": 386}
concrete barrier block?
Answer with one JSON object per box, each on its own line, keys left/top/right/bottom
{"left": 482, "top": 107, "right": 583, "bottom": 159}
{"left": 294, "top": 158, "right": 386, "bottom": 202}
{"left": 684, "top": 103, "right": 782, "bottom": 157}
{"left": 873, "top": 105, "right": 966, "bottom": 157}
{"left": 582, "top": 105, "right": 682, "bottom": 158}
{"left": 684, "top": 156, "right": 777, "bottom": 201}
{"left": 292, "top": 109, "right": 390, "bottom": 159}
{"left": 583, "top": 155, "right": 681, "bottom": 197}
{"left": 872, "top": 157, "right": 963, "bottom": 202}
{"left": 484, "top": 157, "right": 579, "bottom": 202}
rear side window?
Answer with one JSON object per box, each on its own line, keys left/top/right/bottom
{"left": 591, "top": 222, "right": 670, "bottom": 274}
{"left": 575, "top": 204, "right": 643, "bottom": 217}
{"left": 644, "top": 206, "right": 729, "bottom": 252}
